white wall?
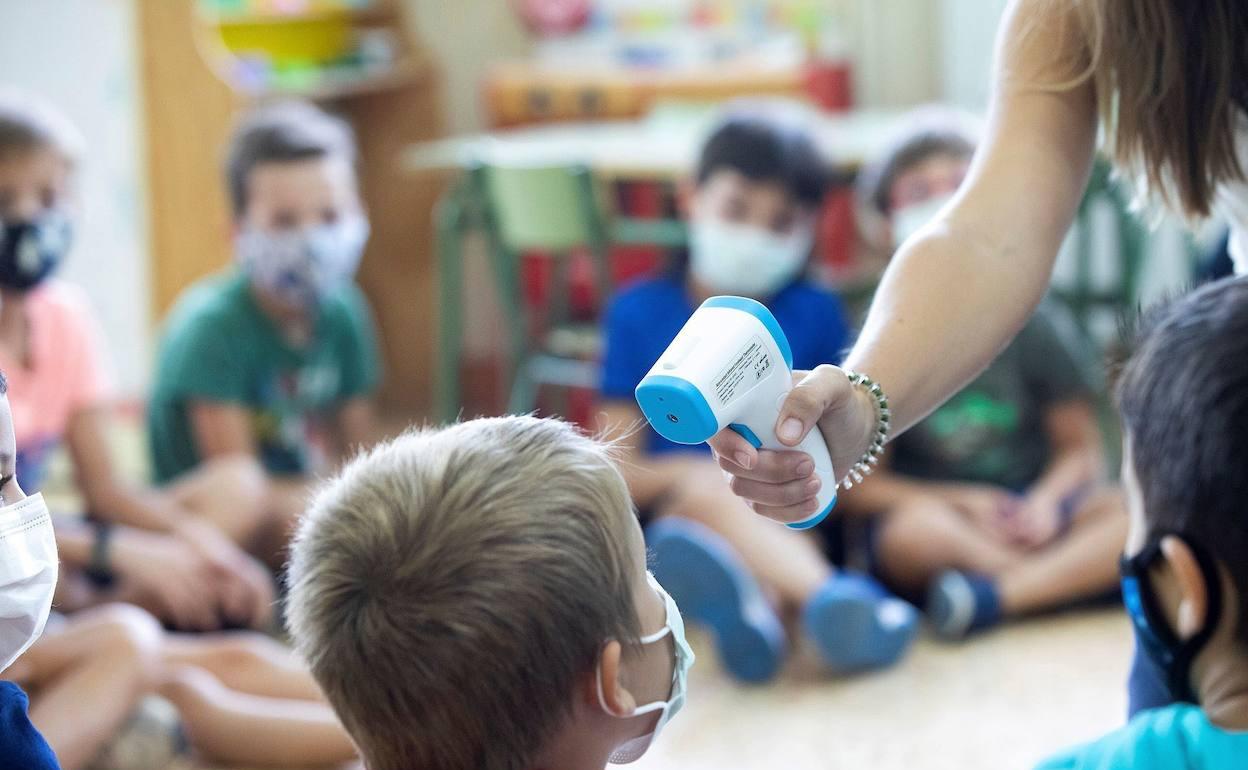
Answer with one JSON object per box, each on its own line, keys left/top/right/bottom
{"left": 0, "top": 0, "right": 150, "bottom": 398}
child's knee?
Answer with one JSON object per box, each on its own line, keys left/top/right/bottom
{"left": 89, "top": 604, "right": 164, "bottom": 681}
{"left": 878, "top": 497, "right": 957, "bottom": 555}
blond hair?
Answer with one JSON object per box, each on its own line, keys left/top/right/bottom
{"left": 286, "top": 416, "right": 642, "bottom": 770}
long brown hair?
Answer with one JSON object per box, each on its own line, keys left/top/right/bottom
{"left": 1063, "top": 1, "right": 1248, "bottom": 218}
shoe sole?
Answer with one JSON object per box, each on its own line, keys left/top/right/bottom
{"left": 648, "top": 521, "right": 786, "bottom": 684}
{"left": 804, "top": 586, "right": 918, "bottom": 672}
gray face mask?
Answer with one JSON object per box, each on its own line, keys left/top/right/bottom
{"left": 236, "top": 216, "right": 369, "bottom": 308}
{"left": 597, "top": 572, "right": 696, "bottom": 764}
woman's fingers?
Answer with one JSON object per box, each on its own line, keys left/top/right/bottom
{"left": 749, "top": 497, "right": 823, "bottom": 525}
{"left": 728, "top": 469, "right": 822, "bottom": 508}
{"left": 707, "top": 429, "right": 760, "bottom": 471}
{"left": 775, "top": 365, "right": 855, "bottom": 446}
{"left": 714, "top": 446, "right": 815, "bottom": 484}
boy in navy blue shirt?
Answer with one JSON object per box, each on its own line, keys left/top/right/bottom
{"left": 595, "top": 107, "right": 917, "bottom": 683}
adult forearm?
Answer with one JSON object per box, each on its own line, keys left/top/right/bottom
{"left": 843, "top": 226, "right": 1055, "bottom": 437}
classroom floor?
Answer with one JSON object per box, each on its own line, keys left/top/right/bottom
{"left": 635, "top": 608, "right": 1131, "bottom": 770}
{"left": 41, "top": 418, "right": 1133, "bottom": 770}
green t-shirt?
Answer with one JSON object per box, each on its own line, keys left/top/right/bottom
{"left": 889, "top": 300, "right": 1099, "bottom": 489}
{"left": 147, "top": 272, "right": 381, "bottom": 483}
{"left": 1036, "top": 704, "right": 1248, "bottom": 770}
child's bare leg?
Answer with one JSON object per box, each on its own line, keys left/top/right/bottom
{"left": 162, "top": 632, "right": 324, "bottom": 701}
{"left": 159, "top": 665, "right": 357, "bottom": 767}
{"left": 875, "top": 495, "right": 1021, "bottom": 597}
{"left": 661, "top": 467, "right": 831, "bottom": 609}
{"left": 997, "top": 488, "right": 1127, "bottom": 615}
{"left": 18, "top": 605, "right": 161, "bottom": 770}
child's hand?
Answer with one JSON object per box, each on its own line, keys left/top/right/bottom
{"left": 1004, "top": 492, "right": 1064, "bottom": 549}
{"left": 111, "top": 528, "right": 226, "bottom": 631}
{"left": 945, "top": 484, "right": 1019, "bottom": 544}
{"left": 174, "top": 519, "right": 274, "bottom": 629}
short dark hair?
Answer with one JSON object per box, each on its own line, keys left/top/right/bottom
{"left": 857, "top": 107, "right": 977, "bottom": 218}
{"left": 223, "top": 100, "right": 357, "bottom": 217}
{"left": 1116, "top": 276, "right": 1248, "bottom": 642}
{"left": 0, "top": 89, "right": 84, "bottom": 163}
{"left": 695, "top": 110, "right": 828, "bottom": 207}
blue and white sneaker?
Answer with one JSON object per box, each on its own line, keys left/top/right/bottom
{"left": 646, "top": 518, "right": 787, "bottom": 684}
{"left": 802, "top": 571, "right": 918, "bottom": 672}
{"left": 927, "top": 569, "right": 1003, "bottom": 640}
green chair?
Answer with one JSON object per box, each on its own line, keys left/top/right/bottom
{"left": 436, "top": 162, "right": 614, "bottom": 421}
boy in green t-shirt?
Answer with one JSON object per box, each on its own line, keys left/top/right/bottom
{"left": 149, "top": 101, "right": 381, "bottom": 564}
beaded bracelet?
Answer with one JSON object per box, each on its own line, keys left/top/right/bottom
{"left": 840, "top": 371, "right": 891, "bottom": 491}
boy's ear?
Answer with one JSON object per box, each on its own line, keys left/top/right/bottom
{"left": 588, "top": 641, "right": 637, "bottom": 717}
{"left": 1161, "top": 536, "right": 1209, "bottom": 640}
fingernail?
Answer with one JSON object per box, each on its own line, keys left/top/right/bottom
{"left": 805, "top": 476, "right": 822, "bottom": 494}
{"left": 796, "top": 459, "right": 815, "bottom": 477}
{"left": 734, "top": 451, "right": 755, "bottom": 470}
{"left": 779, "top": 418, "right": 803, "bottom": 443}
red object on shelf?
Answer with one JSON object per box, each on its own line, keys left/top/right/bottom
{"left": 804, "top": 59, "right": 854, "bottom": 112}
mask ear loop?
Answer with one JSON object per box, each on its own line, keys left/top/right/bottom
{"left": 595, "top": 626, "right": 674, "bottom": 718}
{"left": 1170, "top": 537, "right": 1224, "bottom": 703}
{"left": 1128, "top": 533, "right": 1226, "bottom": 704}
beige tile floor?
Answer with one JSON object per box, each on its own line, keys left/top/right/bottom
{"left": 42, "top": 419, "right": 1133, "bottom": 770}
{"left": 635, "top": 609, "right": 1132, "bottom": 770}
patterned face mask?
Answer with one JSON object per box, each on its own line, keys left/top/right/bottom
{"left": 236, "top": 216, "right": 369, "bottom": 308}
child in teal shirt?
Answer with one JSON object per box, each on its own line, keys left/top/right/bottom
{"left": 148, "top": 101, "right": 381, "bottom": 565}
{"left": 1036, "top": 277, "right": 1248, "bottom": 769}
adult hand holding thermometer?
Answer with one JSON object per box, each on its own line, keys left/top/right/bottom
{"left": 635, "top": 296, "right": 837, "bottom": 530}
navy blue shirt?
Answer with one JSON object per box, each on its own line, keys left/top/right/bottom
{"left": 0, "top": 682, "right": 59, "bottom": 770}
{"left": 601, "top": 275, "right": 852, "bottom": 455}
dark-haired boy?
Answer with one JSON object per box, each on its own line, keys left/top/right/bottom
{"left": 595, "top": 106, "right": 917, "bottom": 683}
{"left": 1037, "top": 277, "right": 1248, "bottom": 769}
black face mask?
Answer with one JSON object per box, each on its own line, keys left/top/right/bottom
{"left": 0, "top": 212, "right": 72, "bottom": 291}
{"left": 1119, "top": 534, "right": 1224, "bottom": 705}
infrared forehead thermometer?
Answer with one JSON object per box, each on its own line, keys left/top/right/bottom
{"left": 635, "top": 296, "right": 836, "bottom": 530}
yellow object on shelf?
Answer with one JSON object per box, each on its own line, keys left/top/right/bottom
{"left": 215, "top": 14, "right": 353, "bottom": 61}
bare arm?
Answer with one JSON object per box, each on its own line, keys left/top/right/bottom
{"left": 710, "top": 0, "right": 1100, "bottom": 523}
{"left": 845, "top": 0, "right": 1097, "bottom": 433}
{"left": 189, "top": 400, "right": 258, "bottom": 458}
{"left": 330, "top": 396, "right": 378, "bottom": 464}
{"left": 1027, "top": 398, "right": 1105, "bottom": 504}
{"left": 66, "top": 408, "right": 185, "bottom": 532}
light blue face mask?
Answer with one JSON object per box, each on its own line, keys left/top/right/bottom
{"left": 597, "top": 571, "right": 695, "bottom": 764}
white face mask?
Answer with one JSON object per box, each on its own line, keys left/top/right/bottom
{"left": 689, "top": 217, "right": 811, "bottom": 297}
{"left": 0, "top": 493, "right": 57, "bottom": 673}
{"left": 891, "top": 192, "right": 955, "bottom": 250}
{"left": 598, "top": 572, "right": 695, "bottom": 764}
{"left": 236, "top": 216, "right": 370, "bottom": 308}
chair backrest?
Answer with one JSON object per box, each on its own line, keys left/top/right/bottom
{"left": 473, "top": 163, "right": 603, "bottom": 253}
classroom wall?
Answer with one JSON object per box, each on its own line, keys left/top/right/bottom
{"left": 0, "top": 0, "right": 151, "bottom": 399}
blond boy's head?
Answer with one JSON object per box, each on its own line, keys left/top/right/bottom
{"left": 286, "top": 416, "right": 659, "bottom": 770}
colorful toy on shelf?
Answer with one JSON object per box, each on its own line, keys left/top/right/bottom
{"left": 513, "top": 0, "right": 592, "bottom": 36}
{"left": 197, "top": 0, "right": 401, "bottom": 95}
